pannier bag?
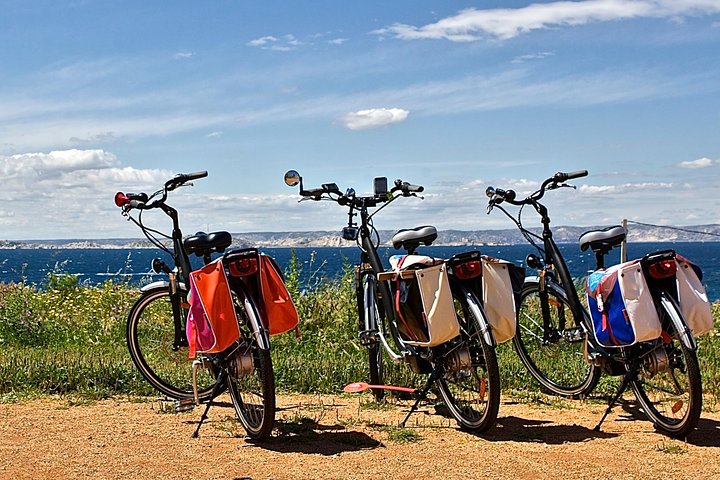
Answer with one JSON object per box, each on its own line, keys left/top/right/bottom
{"left": 387, "top": 255, "right": 460, "bottom": 347}
{"left": 225, "top": 248, "right": 299, "bottom": 336}
{"left": 258, "top": 254, "right": 299, "bottom": 336}
{"left": 186, "top": 259, "right": 241, "bottom": 358}
{"left": 676, "top": 255, "right": 714, "bottom": 336}
{"left": 586, "top": 260, "right": 661, "bottom": 347}
{"left": 481, "top": 256, "right": 522, "bottom": 344}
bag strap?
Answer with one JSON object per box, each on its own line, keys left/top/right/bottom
{"left": 187, "top": 317, "right": 197, "bottom": 359}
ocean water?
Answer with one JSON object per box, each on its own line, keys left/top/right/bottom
{"left": 1, "top": 242, "right": 719, "bottom": 300}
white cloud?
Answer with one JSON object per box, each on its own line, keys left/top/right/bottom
{"left": 0, "top": 149, "right": 119, "bottom": 180}
{"left": 374, "top": 1, "right": 720, "bottom": 42}
{"left": 579, "top": 182, "right": 673, "bottom": 194}
{"left": 678, "top": 157, "right": 716, "bottom": 168}
{"left": 340, "top": 108, "right": 410, "bottom": 130}
{"left": 247, "top": 36, "right": 278, "bottom": 47}
{"left": 329, "top": 38, "right": 348, "bottom": 45}
{"left": 247, "top": 34, "right": 301, "bottom": 51}
{"left": 511, "top": 51, "right": 555, "bottom": 63}
{"left": 174, "top": 52, "right": 194, "bottom": 59}
{"left": 0, "top": 149, "right": 174, "bottom": 238}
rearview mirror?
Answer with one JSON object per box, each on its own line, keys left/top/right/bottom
{"left": 284, "top": 170, "right": 301, "bottom": 187}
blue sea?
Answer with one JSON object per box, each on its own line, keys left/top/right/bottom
{"left": 1, "top": 242, "right": 719, "bottom": 300}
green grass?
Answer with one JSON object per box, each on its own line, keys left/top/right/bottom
{"left": 654, "top": 440, "right": 689, "bottom": 454}
{"left": 1, "top": 259, "right": 719, "bottom": 407}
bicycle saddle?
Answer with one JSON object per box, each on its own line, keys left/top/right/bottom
{"left": 184, "top": 231, "right": 233, "bottom": 256}
{"left": 578, "top": 225, "right": 626, "bottom": 253}
{"left": 392, "top": 225, "right": 438, "bottom": 251}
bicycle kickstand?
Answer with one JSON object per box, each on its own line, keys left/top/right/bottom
{"left": 192, "top": 369, "right": 228, "bottom": 438}
{"left": 401, "top": 368, "right": 441, "bottom": 427}
{"left": 594, "top": 367, "right": 637, "bottom": 432}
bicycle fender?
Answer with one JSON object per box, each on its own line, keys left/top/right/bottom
{"left": 460, "top": 285, "right": 496, "bottom": 347}
{"left": 660, "top": 292, "right": 697, "bottom": 351}
{"left": 140, "top": 280, "right": 187, "bottom": 293}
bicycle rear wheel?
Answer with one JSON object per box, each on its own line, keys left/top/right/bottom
{"left": 630, "top": 295, "right": 702, "bottom": 438}
{"left": 435, "top": 287, "right": 500, "bottom": 432}
{"left": 514, "top": 282, "right": 600, "bottom": 397}
{"left": 226, "top": 288, "right": 275, "bottom": 440}
{"left": 127, "top": 286, "right": 216, "bottom": 400}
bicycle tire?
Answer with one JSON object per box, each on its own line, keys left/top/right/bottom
{"left": 226, "top": 287, "right": 275, "bottom": 440}
{"left": 126, "top": 286, "right": 217, "bottom": 400}
{"left": 630, "top": 295, "right": 702, "bottom": 438}
{"left": 434, "top": 287, "right": 500, "bottom": 432}
{"left": 513, "top": 281, "right": 600, "bottom": 397}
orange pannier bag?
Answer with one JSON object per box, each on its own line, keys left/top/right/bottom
{"left": 186, "top": 259, "right": 241, "bottom": 358}
{"left": 225, "top": 248, "right": 299, "bottom": 336}
{"left": 258, "top": 255, "right": 299, "bottom": 335}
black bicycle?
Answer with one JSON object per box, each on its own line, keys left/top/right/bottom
{"left": 487, "top": 170, "right": 702, "bottom": 437}
{"left": 285, "top": 170, "right": 501, "bottom": 432}
{"left": 115, "top": 171, "right": 275, "bottom": 439}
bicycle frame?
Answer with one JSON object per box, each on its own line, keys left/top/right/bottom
{"left": 153, "top": 202, "right": 192, "bottom": 352}
{"left": 531, "top": 202, "right": 588, "bottom": 338}
{"left": 354, "top": 200, "right": 413, "bottom": 360}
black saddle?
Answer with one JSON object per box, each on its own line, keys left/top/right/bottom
{"left": 184, "top": 231, "right": 232, "bottom": 257}
{"left": 578, "top": 225, "right": 626, "bottom": 254}
{"left": 392, "top": 225, "right": 438, "bottom": 252}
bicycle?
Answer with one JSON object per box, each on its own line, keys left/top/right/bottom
{"left": 114, "top": 171, "right": 275, "bottom": 439}
{"left": 486, "top": 170, "right": 702, "bottom": 437}
{"left": 284, "top": 170, "right": 501, "bottom": 432}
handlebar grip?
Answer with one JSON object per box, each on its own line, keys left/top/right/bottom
{"left": 554, "top": 170, "right": 588, "bottom": 182}
{"left": 301, "top": 187, "right": 325, "bottom": 197}
{"left": 126, "top": 192, "right": 149, "bottom": 203}
{"left": 403, "top": 183, "right": 424, "bottom": 194}
{"left": 565, "top": 170, "right": 588, "bottom": 180}
{"left": 185, "top": 171, "right": 208, "bottom": 181}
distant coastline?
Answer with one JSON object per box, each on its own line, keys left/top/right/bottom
{"left": 2, "top": 224, "right": 719, "bottom": 249}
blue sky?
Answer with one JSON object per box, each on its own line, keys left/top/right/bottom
{"left": 1, "top": 0, "right": 719, "bottom": 240}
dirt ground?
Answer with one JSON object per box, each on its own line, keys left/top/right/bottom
{"left": 1, "top": 392, "right": 719, "bottom": 480}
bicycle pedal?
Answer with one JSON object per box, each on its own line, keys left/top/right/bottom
{"left": 174, "top": 399, "right": 196, "bottom": 413}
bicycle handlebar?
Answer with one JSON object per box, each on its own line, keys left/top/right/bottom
{"left": 166, "top": 171, "right": 208, "bottom": 191}
{"left": 115, "top": 171, "right": 208, "bottom": 210}
{"left": 486, "top": 170, "right": 587, "bottom": 208}
{"left": 298, "top": 178, "right": 423, "bottom": 207}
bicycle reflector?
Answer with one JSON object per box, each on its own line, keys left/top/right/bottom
{"left": 228, "top": 257, "right": 258, "bottom": 277}
{"left": 453, "top": 259, "right": 482, "bottom": 280}
{"left": 647, "top": 259, "right": 677, "bottom": 279}
{"left": 114, "top": 192, "right": 129, "bottom": 207}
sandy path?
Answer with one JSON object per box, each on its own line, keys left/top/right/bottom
{"left": 1, "top": 394, "right": 719, "bottom": 480}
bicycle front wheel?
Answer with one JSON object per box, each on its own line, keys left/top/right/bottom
{"left": 630, "top": 295, "right": 702, "bottom": 438}
{"left": 226, "top": 288, "right": 275, "bottom": 440}
{"left": 514, "top": 282, "right": 600, "bottom": 397}
{"left": 127, "top": 286, "right": 217, "bottom": 400}
{"left": 435, "top": 287, "right": 500, "bottom": 432}
{"left": 361, "top": 274, "right": 385, "bottom": 401}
